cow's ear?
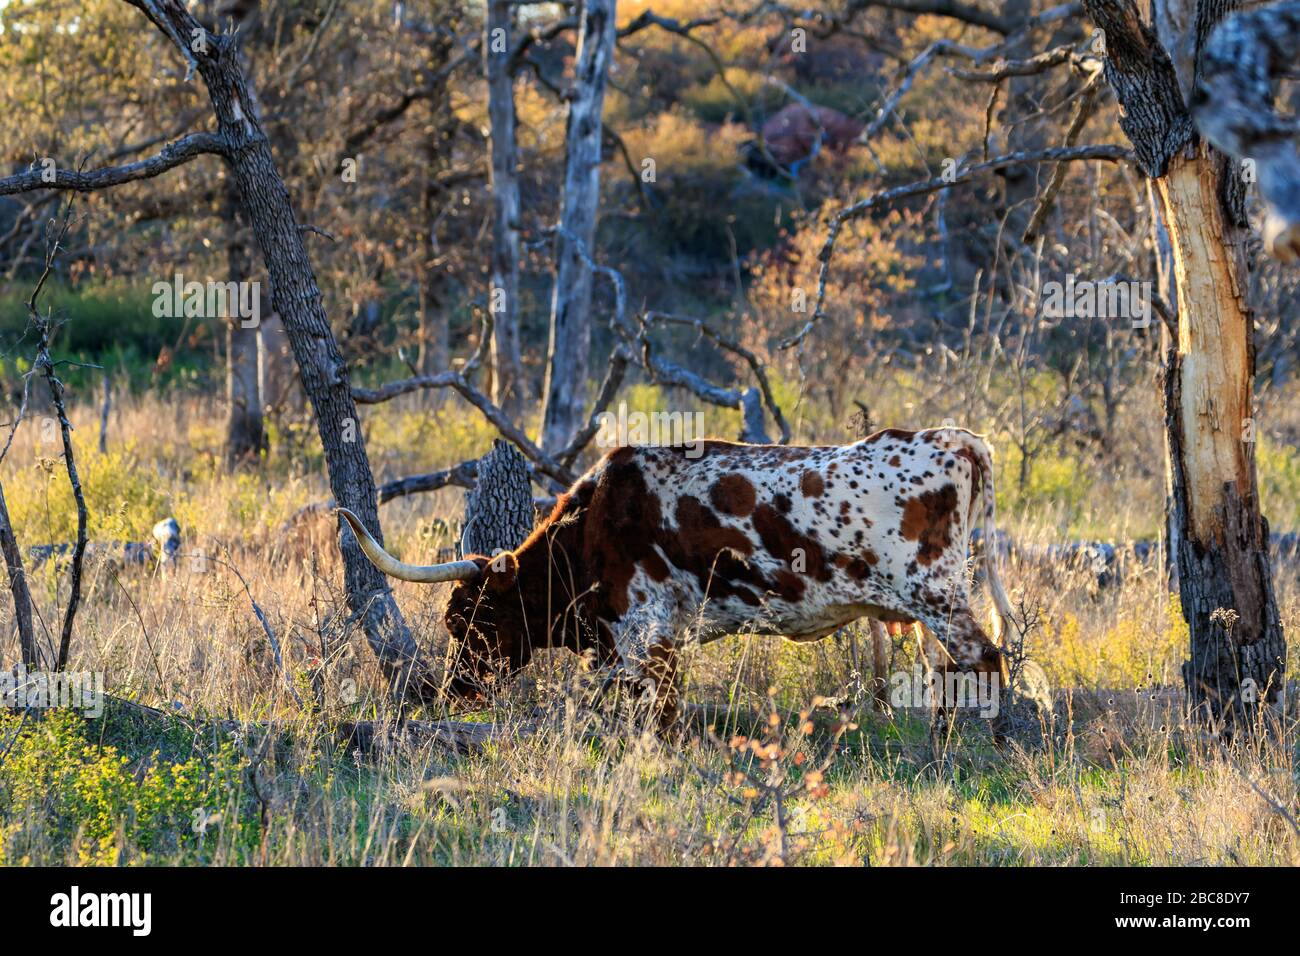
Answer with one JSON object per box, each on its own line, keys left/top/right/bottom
{"left": 482, "top": 551, "right": 519, "bottom": 592}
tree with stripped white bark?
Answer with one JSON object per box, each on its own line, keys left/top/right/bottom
{"left": 486, "top": 0, "right": 526, "bottom": 421}
{"left": 539, "top": 0, "right": 618, "bottom": 453}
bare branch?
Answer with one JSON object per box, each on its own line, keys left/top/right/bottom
{"left": 353, "top": 372, "right": 575, "bottom": 487}
{"left": 0, "top": 132, "right": 226, "bottom": 197}
{"left": 845, "top": 0, "right": 1018, "bottom": 35}
{"left": 642, "top": 312, "right": 792, "bottom": 443}
{"left": 557, "top": 347, "right": 631, "bottom": 468}
{"left": 27, "top": 206, "right": 89, "bottom": 673}
{"left": 1023, "top": 77, "right": 1103, "bottom": 242}
{"left": 946, "top": 43, "right": 1094, "bottom": 81}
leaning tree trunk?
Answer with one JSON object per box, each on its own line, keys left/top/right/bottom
{"left": 485, "top": 0, "right": 525, "bottom": 422}
{"left": 539, "top": 0, "right": 617, "bottom": 452}
{"left": 131, "top": 2, "right": 435, "bottom": 701}
{"left": 1085, "top": 0, "right": 1286, "bottom": 726}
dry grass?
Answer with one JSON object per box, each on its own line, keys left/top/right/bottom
{"left": 1, "top": 385, "right": 1298, "bottom": 866}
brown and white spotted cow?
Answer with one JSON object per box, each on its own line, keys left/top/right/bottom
{"left": 337, "top": 427, "right": 1014, "bottom": 726}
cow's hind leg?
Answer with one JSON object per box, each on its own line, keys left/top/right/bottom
{"left": 611, "top": 606, "right": 682, "bottom": 733}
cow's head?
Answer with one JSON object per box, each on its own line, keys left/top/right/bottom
{"left": 336, "top": 509, "right": 530, "bottom": 702}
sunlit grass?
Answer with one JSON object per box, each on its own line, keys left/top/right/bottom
{"left": 0, "top": 384, "right": 1298, "bottom": 865}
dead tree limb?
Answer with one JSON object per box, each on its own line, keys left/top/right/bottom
{"left": 557, "top": 346, "right": 631, "bottom": 468}
{"left": 546, "top": 226, "right": 791, "bottom": 443}
{"left": 27, "top": 209, "right": 89, "bottom": 673}
{"left": 538, "top": 0, "right": 618, "bottom": 453}
{"left": 1023, "top": 77, "right": 1103, "bottom": 242}
{"left": 642, "top": 312, "right": 792, "bottom": 443}
{"left": 0, "top": 133, "right": 226, "bottom": 197}
{"left": 352, "top": 371, "right": 576, "bottom": 487}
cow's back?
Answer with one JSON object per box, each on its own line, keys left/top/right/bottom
{"left": 573, "top": 433, "right": 985, "bottom": 640}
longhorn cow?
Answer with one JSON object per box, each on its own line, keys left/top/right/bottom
{"left": 338, "top": 428, "right": 1015, "bottom": 727}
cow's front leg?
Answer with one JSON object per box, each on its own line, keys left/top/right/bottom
{"left": 612, "top": 607, "right": 682, "bottom": 732}
{"left": 914, "top": 602, "right": 1008, "bottom": 741}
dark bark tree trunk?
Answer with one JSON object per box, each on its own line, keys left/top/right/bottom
{"left": 128, "top": 1, "right": 436, "bottom": 701}
{"left": 1085, "top": 0, "right": 1286, "bottom": 726}
{"left": 461, "top": 439, "right": 535, "bottom": 558}
{"left": 1189, "top": 1, "right": 1300, "bottom": 261}
{"left": 539, "top": 0, "right": 617, "bottom": 452}
{"left": 486, "top": 0, "right": 525, "bottom": 422}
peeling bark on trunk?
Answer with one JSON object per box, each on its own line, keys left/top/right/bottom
{"left": 539, "top": 0, "right": 617, "bottom": 452}
{"left": 1086, "top": 0, "right": 1286, "bottom": 726}
{"left": 486, "top": 0, "right": 525, "bottom": 422}
{"left": 1158, "top": 148, "right": 1285, "bottom": 721}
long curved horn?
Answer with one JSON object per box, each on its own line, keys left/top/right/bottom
{"left": 336, "top": 508, "right": 481, "bottom": 583}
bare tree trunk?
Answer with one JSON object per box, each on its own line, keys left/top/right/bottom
{"left": 417, "top": 27, "right": 455, "bottom": 383}
{"left": 98, "top": 374, "right": 111, "bottom": 455}
{"left": 539, "top": 0, "right": 617, "bottom": 452}
{"left": 1085, "top": 0, "right": 1286, "bottom": 725}
{"left": 0, "top": 478, "right": 36, "bottom": 670}
{"left": 417, "top": 133, "right": 450, "bottom": 383}
{"left": 224, "top": 189, "right": 267, "bottom": 465}
{"left": 128, "top": 2, "right": 435, "bottom": 700}
{"left": 486, "top": 0, "right": 525, "bottom": 421}
{"left": 219, "top": 1, "right": 267, "bottom": 467}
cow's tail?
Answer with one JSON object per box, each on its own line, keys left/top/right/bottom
{"left": 965, "top": 433, "right": 1015, "bottom": 649}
